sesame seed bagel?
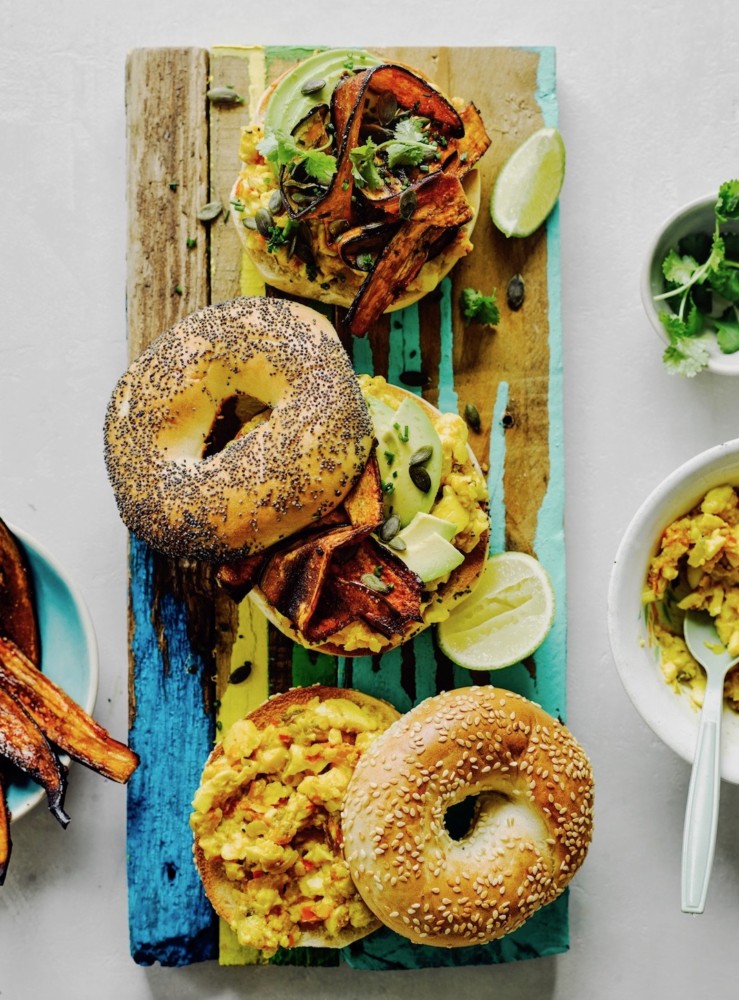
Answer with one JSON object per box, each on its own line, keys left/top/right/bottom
{"left": 104, "top": 297, "right": 373, "bottom": 562}
{"left": 341, "top": 686, "right": 594, "bottom": 947}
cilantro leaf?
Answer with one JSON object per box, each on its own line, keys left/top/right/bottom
{"left": 258, "top": 129, "right": 337, "bottom": 185}
{"left": 714, "top": 318, "right": 739, "bottom": 354}
{"left": 659, "top": 300, "right": 703, "bottom": 340}
{"left": 662, "top": 337, "right": 710, "bottom": 377}
{"left": 384, "top": 117, "right": 437, "bottom": 169}
{"left": 349, "top": 138, "right": 383, "bottom": 190}
{"left": 460, "top": 287, "right": 500, "bottom": 328}
{"left": 662, "top": 249, "right": 700, "bottom": 287}
{"left": 708, "top": 259, "right": 739, "bottom": 303}
{"left": 716, "top": 180, "right": 739, "bottom": 222}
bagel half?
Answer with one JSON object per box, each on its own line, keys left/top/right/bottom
{"left": 230, "top": 51, "right": 490, "bottom": 331}
{"left": 246, "top": 377, "right": 490, "bottom": 657}
{"left": 190, "top": 685, "right": 400, "bottom": 956}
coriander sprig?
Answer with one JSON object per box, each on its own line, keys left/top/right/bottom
{"left": 655, "top": 179, "right": 739, "bottom": 376}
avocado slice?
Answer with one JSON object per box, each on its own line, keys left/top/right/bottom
{"left": 367, "top": 395, "right": 442, "bottom": 527}
{"left": 393, "top": 512, "right": 464, "bottom": 583}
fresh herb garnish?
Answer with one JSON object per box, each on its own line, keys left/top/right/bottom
{"left": 460, "top": 287, "right": 500, "bottom": 328}
{"left": 655, "top": 179, "right": 739, "bottom": 376}
{"left": 350, "top": 137, "right": 384, "bottom": 190}
{"left": 258, "top": 129, "right": 337, "bottom": 186}
{"left": 384, "top": 116, "right": 438, "bottom": 168}
{"left": 265, "top": 218, "right": 297, "bottom": 254}
{"left": 349, "top": 116, "right": 438, "bottom": 189}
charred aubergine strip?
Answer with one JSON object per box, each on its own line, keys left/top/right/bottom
{"left": 0, "top": 683, "right": 69, "bottom": 828}
{"left": 0, "top": 636, "right": 139, "bottom": 784}
{"left": 0, "top": 769, "right": 10, "bottom": 884}
{"left": 0, "top": 515, "right": 41, "bottom": 870}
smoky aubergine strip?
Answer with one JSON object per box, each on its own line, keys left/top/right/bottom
{"left": 0, "top": 684, "right": 69, "bottom": 828}
{"left": 0, "top": 636, "right": 139, "bottom": 784}
{"left": 0, "top": 770, "right": 11, "bottom": 884}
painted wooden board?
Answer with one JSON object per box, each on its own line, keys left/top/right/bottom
{"left": 124, "top": 44, "right": 566, "bottom": 970}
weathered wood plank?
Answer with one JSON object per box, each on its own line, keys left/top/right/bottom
{"left": 125, "top": 47, "right": 210, "bottom": 357}
{"left": 125, "top": 47, "right": 218, "bottom": 967}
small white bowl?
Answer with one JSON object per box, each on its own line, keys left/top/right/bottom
{"left": 4, "top": 526, "right": 99, "bottom": 822}
{"left": 640, "top": 193, "right": 739, "bottom": 376}
{"left": 608, "top": 439, "right": 739, "bottom": 782}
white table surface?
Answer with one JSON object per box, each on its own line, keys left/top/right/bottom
{"left": 2, "top": 1, "right": 739, "bottom": 997}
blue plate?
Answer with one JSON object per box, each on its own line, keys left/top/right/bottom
{"left": 4, "top": 525, "right": 99, "bottom": 822}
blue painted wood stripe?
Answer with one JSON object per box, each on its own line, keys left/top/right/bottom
{"left": 127, "top": 536, "right": 216, "bottom": 966}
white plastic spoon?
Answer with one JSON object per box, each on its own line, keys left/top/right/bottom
{"left": 681, "top": 609, "right": 739, "bottom": 913}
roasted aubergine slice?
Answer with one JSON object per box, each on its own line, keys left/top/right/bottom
{"left": 0, "top": 684, "right": 69, "bottom": 828}
{"left": 0, "top": 636, "right": 138, "bottom": 784}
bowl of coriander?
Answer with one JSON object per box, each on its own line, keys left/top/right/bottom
{"left": 641, "top": 180, "right": 739, "bottom": 377}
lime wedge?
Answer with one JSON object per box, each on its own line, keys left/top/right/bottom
{"left": 437, "top": 551, "right": 555, "bottom": 670}
{"left": 490, "top": 127, "right": 566, "bottom": 238}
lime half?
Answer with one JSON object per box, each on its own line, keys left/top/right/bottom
{"left": 437, "top": 551, "right": 555, "bottom": 670}
{"left": 490, "top": 127, "right": 566, "bottom": 238}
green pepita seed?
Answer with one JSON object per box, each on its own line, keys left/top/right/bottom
{"left": 409, "top": 445, "right": 433, "bottom": 467}
{"left": 197, "top": 200, "right": 223, "bottom": 222}
{"left": 388, "top": 536, "right": 407, "bottom": 552}
{"left": 243, "top": 216, "right": 258, "bottom": 230}
{"left": 300, "top": 76, "right": 326, "bottom": 95}
{"left": 464, "top": 403, "right": 481, "bottom": 433}
{"left": 506, "top": 273, "right": 525, "bottom": 311}
{"left": 228, "top": 662, "right": 252, "bottom": 685}
{"left": 361, "top": 572, "right": 392, "bottom": 594}
{"left": 379, "top": 514, "right": 401, "bottom": 542}
{"left": 377, "top": 92, "right": 398, "bottom": 125}
{"left": 399, "top": 187, "right": 417, "bottom": 221}
{"left": 409, "top": 465, "right": 432, "bottom": 493}
{"left": 206, "top": 86, "right": 244, "bottom": 105}
{"left": 255, "top": 207, "right": 274, "bottom": 237}
{"left": 268, "top": 189, "right": 284, "bottom": 215}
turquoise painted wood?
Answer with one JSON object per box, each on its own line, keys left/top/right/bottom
{"left": 127, "top": 536, "right": 217, "bottom": 965}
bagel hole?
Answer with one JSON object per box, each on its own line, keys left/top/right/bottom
{"left": 203, "top": 393, "right": 270, "bottom": 458}
{"left": 444, "top": 794, "right": 479, "bottom": 841}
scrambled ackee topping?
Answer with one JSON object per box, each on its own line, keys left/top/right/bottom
{"left": 190, "top": 696, "right": 390, "bottom": 956}
{"left": 643, "top": 484, "right": 739, "bottom": 709}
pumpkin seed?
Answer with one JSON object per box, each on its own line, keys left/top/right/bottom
{"left": 328, "top": 219, "right": 351, "bottom": 239}
{"left": 268, "top": 189, "right": 284, "bottom": 215}
{"left": 361, "top": 572, "right": 392, "bottom": 594}
{"left": 388, "top": 536, "right": 407, "bottom": 552}
{"left": 399, "top": 187, "right": 417, "bottom": 221}
{"left": 377, "top": 92, "right": 398, "bottom": 125}
{"left": 197, "top": 200, "right": 223, "bottom": 222}
{"left": 300, "top": 76, "right": 326, "bottom": 95}
{"left": 379, "top": 514, "right": 401, "bottom": 542}
{"left": 399, "top": 369, "right": 428, "bottom": 388}
{"left": 255, "top": 207, "right": 274, "bottom": 237}
{"left": 206, "top": 86, "right": 243, "bottom": 105}
{"left": 243, "top": 216, "right": 258, "bottom": 230}
{"left": 506, "top": 273, "right": 525, "bottom": 311}
{"left": 409, "top": 445, "right": 433, "bottom": 467}
{"left": 409, "top": 465, "right": 432, "bottom": 493}
{"left": 228, "top": 662, "right": 252, "bottom": 685}
{"left": 464, "top": 403, "right": 481, "bottom": 433}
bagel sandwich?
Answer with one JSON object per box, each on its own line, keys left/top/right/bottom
{"left": 190, "top": 685, "right": 401, "bottom": 956}
{"left": 230, "top": 48, "right": 491, "bottom": 335}
{"left": 217, "top": 374, "right": 490, "bottom": 657}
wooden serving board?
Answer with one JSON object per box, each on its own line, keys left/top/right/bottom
{"left": 124, "top": 44, "right": 566, "bottom": 970}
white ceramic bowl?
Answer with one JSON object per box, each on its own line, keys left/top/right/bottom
{"left": 4, "top": 525, "right": 99, "bottom": 822}
{"left": 608, "top": 439, "right": 739, "bottom": 782}
{"left": 640, "top": 193, "right": 739, "bottom": 376}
